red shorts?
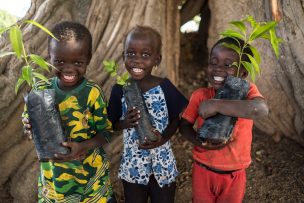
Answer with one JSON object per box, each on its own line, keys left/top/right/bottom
{"left": 192, "top": 162, "right": 246, "bottom": 203}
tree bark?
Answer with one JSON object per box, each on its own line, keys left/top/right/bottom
{"left": 1, "top": 0, "right": 304, "bottom": 201}
{"left": 0, "top": 0, "right": 180, "bottom": 201}
{"left": 208, "top": 0, "right": 304, "bottom": 145}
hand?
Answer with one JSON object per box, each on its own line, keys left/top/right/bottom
{"left": 121, "top": 107, "right": 141, "bottom": 128}
{"left": 22, "top": 117, "right": 33, "bottom": 139}
{"left": 138, "top": 129, "right": 163, "bottom": 149}
{"left": 53, "top": 140, "right": 87, "bottom": 162}
{"left": 200, "top": 137, "right": 234, "bottom": 150}
{"left": 198, "top": 99, "right": 218, "bottom": 119}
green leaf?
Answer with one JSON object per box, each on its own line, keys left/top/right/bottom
{"left": 245, "top": 53, "right": 260, "bottom": 74}
{"left": 260, "top": 33, "right": 270, "bottom": 40}
{"left": 230, "top": 21, "right": 246, "bottom": 34}
{"left": 121, "top": 72, "right": 129, "bottom": 81}
{"left": 15, "top": 77, "right": 25, "bottom": 94}
{"left": 249, "top": 21, "right": 277, "bottom": 41}
{"left": 222, "top": 43, "right": 241, "bottom": 54}
{"left": 241, "top": 61, "right": 256, "bottom": 82}
{"left": 0, "top": 51, "right": 15, "bottom": 58}
{"left": 110, "top": 72, "right": 117, "bottom": 77}
{"left": 0, "top": 26, "right": 10, "bottom": 36}
{"left": 29, "top": 54, "right": 50, "bottom": 71}
{"left": 9, "top": 25, "right": 23, "bottom": 58}
{"left": 220, "top": 29, "right": 244, "bottom": 40}
{"left": 32, "top": 72, "right": 49, "bottom": 83}
{"left": 249, "top": 46, "right": 261, "bottom": 64}
{"left": 109, "top": 60, "right": 116, "bottom": 68}
{"left": 24, "top": 20, "right": 58, "bottom": 40}
{"left": 244, "top": 15, "right": 258, "bottom": 29}
{"left": 116, "top": 75, "right": 125, "bottom": 86}
{"left": 103, "top": 60, "right": 116, "bottom": 73}
{"left": 46, "top": 62, "right": 58, "bottom": 71}
{"left": 21, "top": 65, "right": 33, "bottom": 86}
{"left": 102, "top": 60, "right": 110, "bottom": 67}
{"left": 269, "top": 29, "right": 282, "bottom": 59}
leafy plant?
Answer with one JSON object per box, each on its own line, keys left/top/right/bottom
{"left": 0, "top": 20, "right": 58, "bottom": 93}
{"left": 0, "top": 9, "right": 18, "bottom": 29}
{"left": 220, "top": 15, "right": 283, "bottom": 81}
{"left": 103, "top": 59, "right": 129, "bottom": 85}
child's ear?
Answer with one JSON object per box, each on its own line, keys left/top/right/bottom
{"left": 155, "top": 55, "right": 162, "bottom": 66}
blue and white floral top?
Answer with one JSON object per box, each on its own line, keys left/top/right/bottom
{"left": 107, "top": 78, "right": 188, "bottom": 187}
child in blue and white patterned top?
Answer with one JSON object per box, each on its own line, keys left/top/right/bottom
{"left": 107, "top": 25, "right": 188, "bottom": 203}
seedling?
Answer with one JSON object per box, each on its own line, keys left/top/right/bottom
{"left": 0, "top": 20, "right": 69, "bottom": 161}
{"left": 103, "top": 60, "right": 129, "bottom": 86}
{"left": 103, "top": 59, "right": 159, "bottom": 145}
{"left": 0, "top": 20, "right": 58, "bottom": 93}
{"left": 219, "top": 15, "right": 282, "bottom": 81}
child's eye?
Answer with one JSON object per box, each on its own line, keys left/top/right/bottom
{"left": 209, "top": 61, "right": 217, "bottom": 66}
{"left": 75, "top": 61, "right": 84, "bottom": 66}
{"left": 125, "top": 52, "right": 135, "bottom": 57}
{"left": 225, "top": 64, "right": 236, "bottom": 69}
{"left": 54, "top": 60, "right": 64, "bottom": 65}
{"left": 142, "top": 53, "right": 151, "bottom": 58}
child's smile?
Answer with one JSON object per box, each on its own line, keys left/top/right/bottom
{"left": 49, "top": 39, "right": 91, "bottom": 90}
{"left": 123, "top": 34, "right": 160, "bottom": 81}
{"left": 208, "top": 45, "right": 240, "bottom": 90}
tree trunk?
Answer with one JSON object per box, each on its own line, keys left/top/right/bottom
{"left": 207, "top": 0, "right": 304, "bottom": 146}
{"left": 0, "top": 0, "right": 180, "bottom": 202}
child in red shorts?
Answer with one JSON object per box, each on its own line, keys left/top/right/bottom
{"left": 179, "top": 37, "right": 269, "bottom": 203}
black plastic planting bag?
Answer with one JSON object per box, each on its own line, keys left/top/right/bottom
{"left": 123, "top": 79, "right": 158, "bottom": 145}
{"left": 25, "top": 89, "right": 69, "bottom": 161}
{"left": 198, "top": 76, "right": 250, "bottom": 144}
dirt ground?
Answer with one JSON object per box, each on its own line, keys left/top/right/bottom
{"left": 110, "top": 33, "right": 304, "bottom": 203}
{"left": 110, "top": 120, "right": 304, "bottom": 203}
{"left": 1, "top": 33, "right": 303, "bottom": 203}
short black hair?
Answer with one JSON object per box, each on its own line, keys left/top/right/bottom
{"left": 48, "top": 21, "right": 92, "bottom": 56}
{"left": 211, "top": 37, "right": 253, "bottom": 63}
{"left": 124, "top": 25, "right": 162, "bottom": 53}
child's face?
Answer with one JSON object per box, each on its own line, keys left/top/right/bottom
{"left": 49, "top": 38, "right": 91, "bottom": 90}
{"left": 207, "top": 44, "right": 247, "bottom": 90}
{"left": 123, "top": 33, "right": 161, "bottom": 81}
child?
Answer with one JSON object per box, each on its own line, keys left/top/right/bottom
{"left": 22, "top": 21, "right": 116, "bottom": 202}
{"left": 179, "top": 37, "right": 269, "bottom": 203}
{"left": 107, "top": 25, "right": 188, "bottom": 203}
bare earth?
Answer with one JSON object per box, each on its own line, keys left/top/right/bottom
{"left": 109, "top": 64, "right": 304, "bottom": 202}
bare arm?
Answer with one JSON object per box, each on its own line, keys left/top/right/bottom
{"left": 199, "top": 98, "right": 269, "bottom": 120}
{"left": 179, "top": 118, "right": 202, "bottom": 147}
{"left": 179, "top": 118, "right": 233, "bottom": 150}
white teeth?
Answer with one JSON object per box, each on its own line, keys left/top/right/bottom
{"left": 132, "top": 68, "right": 143, "bottom": 73}
{"left": 63, "top": 75, "right": 75, "bottom": 81}
{"left": 214, "top": 76, "right": 225, "bottom": 82}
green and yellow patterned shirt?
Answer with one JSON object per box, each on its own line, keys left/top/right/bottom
{"left": 24, "top": 77, "right": 114, "bottom": 203}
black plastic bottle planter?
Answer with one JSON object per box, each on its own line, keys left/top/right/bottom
{"left": 123, "top": 79, "right": 159, "bottom": 145}
{"left": 25, "top": 89, "right": 69, "bottom": 161}
{"left": 198, "top": 76, "right": 249, "bottom": 144}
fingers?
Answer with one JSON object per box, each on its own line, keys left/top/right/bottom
{"left": 54, "top": 152, "right": 86, "bottom": 162}
{"left": 22, "top": 117, "right": 33, "bottom": 139}
{"left": 126, "top": 107, "right": 141, "bottom": 127}
{"left": 23, "top": 129, "right": 33, "bottom": 139}
{"left": 22, "top": 117, "right": 29, "bottom": 125}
